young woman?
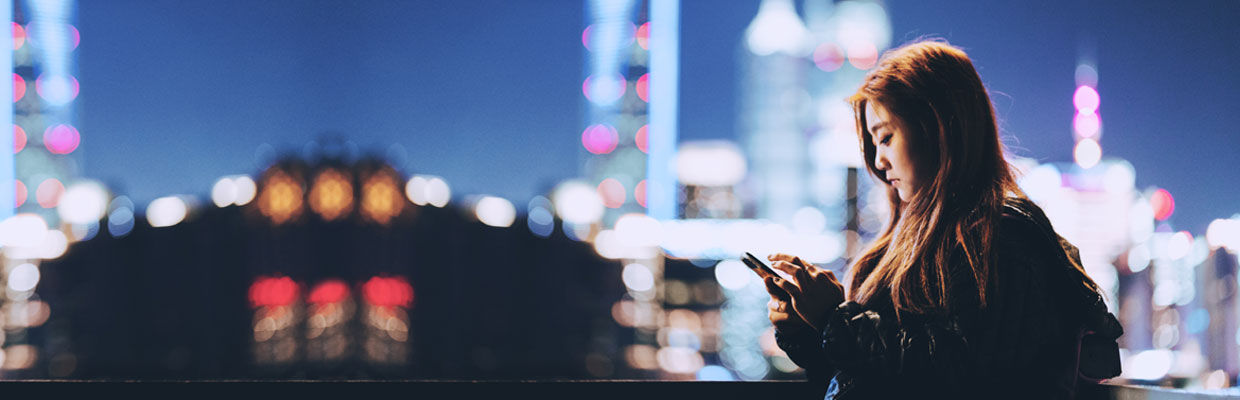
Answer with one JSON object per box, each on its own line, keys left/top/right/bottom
{"left": 763, "top": 40, "right": 1123, "bottom": 399}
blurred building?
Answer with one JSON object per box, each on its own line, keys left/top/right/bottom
{"left": 2, "top": 0, "right": 83, "bottom": 376}
{"left": 19, "top": 148, "right": 627, "bottom": 379}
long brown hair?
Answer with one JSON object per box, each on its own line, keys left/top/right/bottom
{"left": 846, "top": 40, "right": 1094, "bottom": 315}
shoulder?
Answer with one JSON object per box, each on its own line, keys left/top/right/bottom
{"left": 992, "top": 197, "right": 1065, "bottom": 278}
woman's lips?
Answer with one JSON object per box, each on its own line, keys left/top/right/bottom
{"left": 889, "top": 179, "right": 899, "bottom": 186}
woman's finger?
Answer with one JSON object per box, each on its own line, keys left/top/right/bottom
{"left": 774, "top": 276, "right": 802, "bottom": 298}
{"left": 763, "top": 277, "right": 790, "bottom": 300}
{"left": 772, "top": 260, "right": 801, "bottom": 276}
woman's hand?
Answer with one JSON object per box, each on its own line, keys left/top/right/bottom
{"left": 764, "top": 277, "right": 816, "bottom": 337}
{"left": 768, "top": 253, "right": 846, "bottom": 332}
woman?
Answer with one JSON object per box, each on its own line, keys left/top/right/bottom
{"left": 764, "top": 40, "right": 1123, "bottom": 399}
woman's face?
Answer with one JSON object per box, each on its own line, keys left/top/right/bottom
{"left": 865, "top": 101, "right": 921, "bottom": 203}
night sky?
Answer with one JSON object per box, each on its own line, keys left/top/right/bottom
{"left": 76, "top": 0, "right": 1239, "bottom": 234}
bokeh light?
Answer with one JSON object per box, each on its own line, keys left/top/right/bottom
{"left": 58, "top": 180, "right": 110, "bottom": 224}
{"left": 43, "top": 124, "right": 80, "bottom": 154}
{"left": 307, "top": 279, "right": 350, "bottom": 305}
{"left": 1206, "top": 218, "right": 1240, "bottom": 250}
{"left": 636, "top": 22, "right": 650, "bottom": 50}
{"left": 636, "top": 73, "right": 649, "bottom": 102}
{"left": 1151, "top": 188, "right": 1175, "bottom": 221}
{"left": 258, "top": 170, "right": 304, "bottom": 224}
{"left": 581, "top": 124, "right": 619, "bottom": 155}
{"left": 1167, "top": 231, "right": 1193, "bottom": 260}
{"left": 635, "top": 125, "right": 649, "bottom": 153}
{"left": 308, "top": 169, "right": 354, "bottom": 221}
{"left": 0, "top": 214, "right": 48, "bottom": 247}
{"left": 1074, "top": 85, "right": 1100, "bottom": 115}
{"left": 581, "top": 22, "right": 635, "bottom": 52}
{"left": 583, "top": 74, "right": 626, "bottom": 105}
{"left": 13, "top": 22, "right": 25, "bottom": 50}
{"left": 362, "top": 276, "right": 414, "bottom": 308}
{"left": 212, "top": 177, "right": 238, "bottom": 207}
{"left": 474, "top": 196, "right": 516, "bottom": 228}
{"left": 424, "top": 177, "right": 450, "bottom": 207}
{"left": 1075, "top": 64, "right": 1098, "bottom": 88}
{"left": 361, "top": 172, "right": 403, "bottom": 225}
{"left": 714, "top": 259, "right": 752, "bottom": 291}
{"left": 635, "top": 180, "right": 647, "bottom": 208}
{"left": 1125, "top": 349, "right": 1172, "bottom": 381}
{"left": 36, "top": 178, "right": 65, "bottom": 208}
{"left": 552, "top": 181, "right": 604, "bottom": 224}
{"left": 622, "top": 263, "right": 654, "bottom": 292}
{"left": 677, "top": 141, "right": 747, "bottom": 187}
{"left": 1073, "top": 112, "right": 1101, "bottom": 138}
{"left": 15, "top": 179, "right": 27, "bottom": 208}
{"left": 1073, "top": 138, "right": 1101, "bottom": 169}
{"left": 615, "top": 213, "right": 662, "bottom": 248}
{"left": 846, "top": 41, "right": 878, "bottom": 69}
{"left": 35, "top": 74, "right": 80, "bottom": 106}
{"left": 597, "top": 178, "right": 626, "bottom": 208}
{"left": 233, "top": 176, "right": 257, "bottom": 206}
{"left": 813, "top": 42, "right": 844, "bottom": 72}
{"left": 14, "top": 125, "right": 26, "bottom": 153}
{"left": 405, "top": 176, "right": 428, "bottom": 205}
{"left": 108, "top": 197, "right": 135, "bottom": 237}
{"left": 527, "top": 196, "right": 555, "bottom": 238}
{"left": 13, "top": 73, "right": 25, "bottom": 102}
{"left": 7, "top": 263, "right": 40, "bottom": 292}
{"left": 146, "top": 196, "right": 188, "bottom": 228}
{"left": 249, "top": 276, "right": 299, "bottom": 308}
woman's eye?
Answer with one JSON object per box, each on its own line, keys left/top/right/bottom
{"left": 880, "top": 136, "right": 891, "bottom": 145}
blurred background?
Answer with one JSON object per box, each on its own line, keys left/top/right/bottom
{"left": 0, "top": 0, "right": 1236, "bottom": 391}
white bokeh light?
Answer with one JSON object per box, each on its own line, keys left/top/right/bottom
{"left": 622, "top": 263, "right": 655, "bottom": 292}
{"left": 0, "top": 214, "right": 49, "bottom": 248}
{"left": 553, "top": 181, "right": 605, "bottom": 225}
{"left": 7, "top": 263, "right": 40, "bottom": 292}
{"left": 474, "top": 196, "right": 516, "bottom": 228}
{"left": 147, "top": 196, "right": 189, "bottom": 228}
{"left": 211, "top": 177, "right": 237, "bottom": 208}
{"left": 715, "top": 259, "right": 754, "bottom": 291}
{"left": 58, "top": 180, "right": 110, "bottom": 224}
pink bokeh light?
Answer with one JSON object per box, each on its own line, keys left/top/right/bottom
{"left": 44, "top": 124, "right": 81, "bottom": 154}
{"left": 597, "top": 178, "right": 626, "bottom": 209}
{"left": 582, "top": 124, "right": 619, "bottom": 155}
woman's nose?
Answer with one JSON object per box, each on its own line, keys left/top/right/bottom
{"left": 874, "top": 152, "right": 890, "bottom": 171}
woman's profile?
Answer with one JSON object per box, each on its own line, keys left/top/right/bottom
{"left": 763, "top": 39, "right": 1123, "bottom": 399}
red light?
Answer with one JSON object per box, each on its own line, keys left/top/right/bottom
{"left": 13, "top": 22, "right": 25, "bottom": 50}
{"left": 635, "top": 180, "right": 647, "bottom": 208}
{"left": 15, "top": 180, "right": 26, "bottom": 208}
{"left": 14, "top": 125, "right": 26, "bottom": 153}
{"left": 13, "top": 74, "right": 25, "bottom": 103}
{"left": 36, "top": 178, "right": 64, "bottom": 208}
{"left": 308, "top": 279, "right": 350, "bottom": 304}
{"left": 636, "top": 22, "right": 650, "bottom": 50}
{"left": 248, "top": 276, "right": 300, "bottom": 308}
{"left": 636, "top": 73, "right": 649, "bottom": 102}
{"left": 363, "top": 276, "right": 414, "bottom": 308}
{"left": 635, "top": 125, "right": 649, "bottom": 153}
{"left": 597, "top": 178, "right": 626, "bottom": 209}
{"left": 1151, "top": 189, "right": 1175, "bottom": 221}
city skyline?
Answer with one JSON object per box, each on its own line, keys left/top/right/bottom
{"left": 74, "top": 0, "right": 1240, "bottom": 234}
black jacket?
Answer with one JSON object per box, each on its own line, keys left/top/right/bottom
{"left": 776, "top": 198, "right": 1123, "bottom": 399}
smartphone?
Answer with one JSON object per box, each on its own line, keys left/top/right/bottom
{"left": 741, "top": 252, "right": 780, "bottom": 279}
